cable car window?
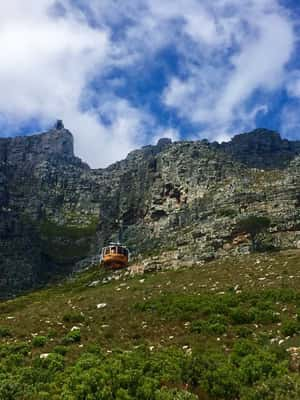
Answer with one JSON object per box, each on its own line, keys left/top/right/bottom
{"left": 111, "top": 247, "right": 117, "bottom": 254}
{"left": 105, "top": 248, "right": 110, "bottom": 255}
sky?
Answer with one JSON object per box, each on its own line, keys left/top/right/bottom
{"left": 0, "top": 0, "right": 300, "bottom": 168}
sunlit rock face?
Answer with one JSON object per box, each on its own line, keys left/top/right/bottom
{"left": 1, "top": 126, "right": 300, "bottom": 298}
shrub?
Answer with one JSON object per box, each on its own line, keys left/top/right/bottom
{"left": 254, "top": 310, "right": 280, "bottom": 324}
{"left": 235, "top": 215, "right": 271, "bottom": 250}
{"left": 1, "top": 341, "right": 30, "bottom": 356}
{"left": 32, "top": 336, "right": 48, "bottom": 348}
{"left": 260, "top": 288, "right": 297, "bottom": 304}
{"left": 62, "top": 312, "right": 85, "bottom": 323}
{"left": 189, "top": 351, "right": 240, "bottom": 400}
{"left": 236, "top": 327, "right": 253, "bottom": 338}
{"left": 281, "top": 320, "right": 300, "bottom": 336}
{"left": 155, "top": 388, "right": 198, "bottom": 400}
{"left": 62, "top": 329, "right": 81, "bottom": 345}
{"left": 53, "top": 345, "right": 68, "bottom": 356}
{"left": 0, "top": 326, "right": 11, "bottom": 338}
{"left": 191, "top": 315, "right": 228, "bottom": 335}
{"left": 238, "top": 352, "right": 284, "bottom": 386}
{"left": 35, "top": 353, "right": 65, "bottom": 373}
{"left": 205, "top": 365, "right": 240, "bottom": 400}
{"left": 0, "top": 378, "right": 21, "bottom": 400}
{"left": 230, "top": 308, "right": 255, "bottom": 325}
{"left": 218, "top": 208, "right": 237, "bottom": 218}
{"left": 231, "top": 340, "right": 258, "bottom": 363}
{"left": 46, "top": 329, "right": 58, "bottom": 339}
{"left": 235, "top": 216, "right": 271, "bottom": 238}
{"left": 240, "top": 375, "right": 300, "bottom": 400}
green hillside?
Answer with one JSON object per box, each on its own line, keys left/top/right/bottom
{"left": 2, "top": 251, "right": 300, "bottom": 399}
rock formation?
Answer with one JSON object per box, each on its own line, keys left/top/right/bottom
{"left": 1, "top": 125, "right": 300, "bottom": 298}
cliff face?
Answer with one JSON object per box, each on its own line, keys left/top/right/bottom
{"left": 220, "top": 128, "right": 300, "bottom": 169}
{"left": 1, "top": 126, "right": 300, "bottom": 298}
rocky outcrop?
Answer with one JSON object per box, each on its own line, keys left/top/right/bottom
{"left": 220, "top": 128, "right": 300, "bottom": 169}
{"left": 1, "top": 125, "right": 300, "bottom": 298}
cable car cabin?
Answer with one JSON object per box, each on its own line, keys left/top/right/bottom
{"left": 101, "top": 244, "right": 129, "bottom": 269}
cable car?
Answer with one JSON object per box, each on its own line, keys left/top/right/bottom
{"left": 101, "top": 243, "right": 129, "bottom": 269}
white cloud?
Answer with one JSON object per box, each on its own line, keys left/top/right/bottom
{"left": 286, "top": 71, "right": 300, "bottom": 98}
{"left": 162, "top": 0, "right": 295, "bottom": 140}
{"left": 0, "top": 0, "right": 298, "bottom": 167}
{"left": 0, "top": 0, "right": 182, "bottom": 167}
{"left": 62, "top": 99, "right": 153, "bottom": 167}
{"left": 0, "top": 0, "right": 165, "bottom": 167}
{"left": 281, "top": 103, "right": 300, "bottom": 139}
{"left": 0, "top": 0, "right": 110, "bottom": 164}
{"left": 217, "top": 13, "right": 294, "bottom": 121}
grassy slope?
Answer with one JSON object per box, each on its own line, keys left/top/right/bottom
{"left": 2, "top": 250, "right": 300, "bottom": 399}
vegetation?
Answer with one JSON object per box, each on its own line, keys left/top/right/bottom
{"left": 0, "top": 326, "right": 11, "bottom": 338}
{"left": 40, "top": 218, "right": 98, "bottom": 263}
{"left": 1, "top": 250, "right": 300, "bottom": 398}
{"left": 40, "top": 218, "right": 99, "bottom": 240}
{"left": 62, "top": 329, "right": 81, "bottom": 345}
{"left": 62, "top": 312, "right": 85, "bottom": 323}
{"left": 32, "top": 335, "right": 48, "bottom": 347}
{"left": 235, "top": 215, "right": 271, "bottom": 250}
{"left": 1, "top": 339, "right": 298, "bottom": 400}
{"left": 217, "top": 208, "right": 237, "bottom": 218}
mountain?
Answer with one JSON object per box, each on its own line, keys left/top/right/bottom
{"left": 1, "top": 124, "right": 300, "bottom": 298}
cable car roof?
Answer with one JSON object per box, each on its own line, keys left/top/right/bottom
{"left": 103, "top": 243, "right": 128, "bottom": 249}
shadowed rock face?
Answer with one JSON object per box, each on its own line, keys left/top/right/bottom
{"left": 220, "top": 128, "right": 300, "bottom": 169}
{"left": 1, "top": 127, "right": 300, "bottom": 298}
{"left": 0, "top": 128, "right": 74, "bottom": 165}
{"left": 220, "top": 129, "right": 300, "bottom": 169}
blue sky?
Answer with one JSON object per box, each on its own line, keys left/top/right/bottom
{"left": 0, "top": 0, "right": 300, "bottom": 167}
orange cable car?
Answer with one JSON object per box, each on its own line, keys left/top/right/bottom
{"left": 101, "top": 243, "right": 129, "bottom": 269}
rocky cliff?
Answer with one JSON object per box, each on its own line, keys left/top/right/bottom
{"left": 1, "top": 125, "right": 300, "bottom": 298}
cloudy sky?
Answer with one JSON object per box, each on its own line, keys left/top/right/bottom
{"left": 0, "top": 0, "right": 299, "bottom": 167}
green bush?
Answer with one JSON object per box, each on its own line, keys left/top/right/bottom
{"left": 34, "top": 353, "right": 65, "bottom": 373}
{"left": 230, "top": 308, "right": 255, "bottom": 325}
{"left": 53, "top": 345, "right": 68, "bottom": 356}
{"left": 235, "top": 215, "right": 271, "bottom": 250}
{"left": 191, "top": 317, "right": 227, "bottom": 335}
{"left": 240, "top": 375, "right": 300, "bottom": 400}
{"left": 32, "top": 336, "right": 48, "bottom": 348}
{"left": 62, "top": 312, "right": 85, "bottom": 323}
{"left": 281, "top": 320, "right": 300, "bottom": 336}
{"left": 218, "top": 208, "right": 237, "bottom": 218}
{"left": 189, "top": 351, "right": 240, "bottom": 400}
{"left": 236, "top": 327, "right": 253, "bottom": 338}
{"left": 231, "top": 340, "right": 258, "bottom": 363}
{"left": 0, "top": 326, "right": 11, "bottom": 338}
{"left": 235, "top": 216, "right": 271, "bottom": 237}
{"left": 155, "top": 388, "right": 197, "bottom": 400}
{"left": 0, "top": 338, "right": 294, "bottom": 400}
{"left": 238, "top": 352, "right": 285, "bottom": 385}
{"left": 134, "top": 292, "right": 238, "bottom": 321}
{"left": 62, "top": 329, "right": 81, "bottom": 345}
{"left": 254, "top": 310, "right": 280, "bottom": 324}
